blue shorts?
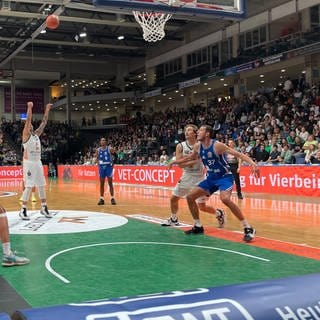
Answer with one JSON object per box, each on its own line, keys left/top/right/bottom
{"left": 198, "top": 174, "right": 234, "bottom": 195}
{"left": 99, "top": 165, "right": 113, "bottom": 179}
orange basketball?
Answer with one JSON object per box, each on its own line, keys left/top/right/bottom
{"left": 46, "top": 14, "right": 60, "bottom": 30}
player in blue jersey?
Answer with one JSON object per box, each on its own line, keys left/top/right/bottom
{"left": 95, "top": 137, "right": 116, "bottom": 205}
{"left": 168, "top": 125, "right": 259, "bottom": 242}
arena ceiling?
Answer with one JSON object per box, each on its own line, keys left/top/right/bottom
{"left": 0, "top": 0, "right": 192, "bottom": 71}
{"left": 0, "top": 0, "right": 290, "bottom": 75}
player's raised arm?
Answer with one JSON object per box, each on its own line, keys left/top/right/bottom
{"left": 34, "top": 103, "right": 52, "bottom": 136}
{"left": 22, "top": 102, "right": 33, "bottom": 142}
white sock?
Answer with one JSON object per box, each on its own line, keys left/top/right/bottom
{"left": 3, "top": 242, "right": 11, "bottom": 256}
{"left": 241, "top": 219, "right": 250, "bottom": 228}
{"left": 194, "top": 219, "right": 202, "bottom": 227}
{"left": 171, "top": 214, "right": 177, "bottom": 220}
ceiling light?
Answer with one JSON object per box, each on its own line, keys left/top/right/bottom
{"left": 117, "top": 35, "right": 125, "bottom": 40}
{"left": 79, "top": 28, "right": 87, "bottom": 38}
{"left": 40, "top": 29, "right": 46, "bottom": 34}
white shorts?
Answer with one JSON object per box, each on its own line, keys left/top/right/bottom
{"left": 172, "top": 173, "right": 207, "bottom": 203}
{"left": 23, "top": 160, "right": 46, "bottom": 187}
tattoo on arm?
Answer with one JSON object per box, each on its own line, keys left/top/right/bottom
{"left": 35, "top": 115, "right": 48, "bottom": 135}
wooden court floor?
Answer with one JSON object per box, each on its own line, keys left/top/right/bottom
{"left": 0, "top": 177, "right": 319, "bottom": 315}
{"left": 1, "top": 177, "right": 319, "bottom": 249}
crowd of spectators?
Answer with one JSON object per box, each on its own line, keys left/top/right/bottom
{"left": 1, "top": 74, "right": 320, "bottom": 168}
{"left": 73, "top": 75, "right": 320, "bottom": 167}
{"left": 0, "top": 119, "right": 81, "bottom": 166}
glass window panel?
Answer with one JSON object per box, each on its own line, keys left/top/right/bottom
{"left": 246, "top": 32, "right": 252, "bottom": 48}
{"left": 260, "top": 26, "right": 267, "bottom": 43}
{"left": 239, "top": 34, "right": 245, "bottom": 49}
{"left": 253, "top": 29, "right": 259, "bottom": 46}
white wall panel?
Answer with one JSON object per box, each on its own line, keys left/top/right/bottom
{"left": 271, "top": 0, "right": 296, "bottom": 21}
{"left": 239, "top": 12, "right": 269, "bottom": 32}
{"left": 226, "top": 23, "right": 239, "bottom": 38}
{"left": 298, "top": 0, "right": 320, "bottom": 11}
{"left": 146, "top": 31, "right": 223, "bottom": 68}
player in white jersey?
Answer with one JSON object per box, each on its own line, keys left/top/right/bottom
{"left": 19, "top": 101, "right": 52, "bottom": 220}
{"left": 162, "top": 124, "right": 225, "bottom": 228}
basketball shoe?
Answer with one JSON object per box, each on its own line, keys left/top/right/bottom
{"left": 215, "top": 209, "right": 226, "bottom": 228}
{"left": 243, "top": 227, "right": 256, "bottom": 242}
{"left": 40, "top": 205, "right": 53, "bottom": 218}
{"left": 161, "top": 217, "right": 179, "bottom": 226}
{"left": 2, "top": 251, "right": 30, "bottom": 267}
{"left": 184, "top": 225, "right": 204, "bottom": 234}
{"left": 19, "top": 207, "right": 30, "bottom": 220}
{"left": 98, "top": 199, "right": 105, "bottom": 205}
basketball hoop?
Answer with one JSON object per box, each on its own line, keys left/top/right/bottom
{"left": 133, "top": 11, "right": 172, "bottom": 42}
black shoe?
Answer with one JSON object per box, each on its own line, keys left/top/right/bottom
{"left": 97, "top": 199, "right": 105, "bottom": 205}
{"left": 111, "top": 198, "right": 116, "bottom": 205}
{"left": 19, "top": 207, "right": 29, "bottom": 221}
{"left": 40, "top": 205, "right": 53, "bottom": 218}
{"left": 243, "top": 227, "right": 256, "bottom": 242}
{"left": 184, "top": 225, "right": 204, "bottom": 234}
{"left": 237, "top": 193, "right": 243, "bottom": 199}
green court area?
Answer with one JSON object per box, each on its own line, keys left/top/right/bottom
{"left": 2, "top": 218, "right": 320, "bottom": 308}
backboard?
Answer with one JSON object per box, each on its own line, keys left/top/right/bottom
{"left": 93, "top": 0, "right": 246, "bottom": 20}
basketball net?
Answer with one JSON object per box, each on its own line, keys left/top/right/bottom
{"left": 133, "top": 0, "right": 178, "bottom": 42}
{"left": 133, "top": 11, "right": 172, "bottom": 42}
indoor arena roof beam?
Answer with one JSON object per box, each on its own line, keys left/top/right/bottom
{"left": 0, "top": 0, "right": 71, "bottom": 68}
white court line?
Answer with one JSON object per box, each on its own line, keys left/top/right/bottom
{"left": 45, "top": 242, "right": 270, "bottom": 284}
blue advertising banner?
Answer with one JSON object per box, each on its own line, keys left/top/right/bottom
{"left": 0, "top": 313, "right": 10, "bottom": 320}
{"left": 14, "top": 273, "right": 320, "bottom": 320}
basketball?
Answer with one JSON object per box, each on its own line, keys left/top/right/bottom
{"left": 46, "top": 14, "right": 60, "bottom": 30}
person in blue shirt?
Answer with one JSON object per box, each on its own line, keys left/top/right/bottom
{"left": 95, "top": 137, "right": 116, "bottom": 205}
{"left": 168, "top": 125, "right": 259, "bottom": 242}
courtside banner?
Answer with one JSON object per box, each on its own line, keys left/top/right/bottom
{"left": 0, "top": 166, "right": 48, "bottom": 179}
{"left": 0, "top": 313, "right": 10, "bottom": 320}
{"left": 58, "top": 165, "right": 182, "bottom": 186}
{"left": 57, "top": 165, "right": 320, "bottom": 196}
{"left": 240, "top": 165, "right": 320, "bottom": 197}
{"left": 14, "top": 273, "right": 320, "bottom": 320}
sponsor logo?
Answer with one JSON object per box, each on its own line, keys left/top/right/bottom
{"left": 0, "top": 191, "right": 17, "bottom": 198}
{"left": 275, "top": 301, "right": 320, "bottom": 320}
{"left": 84, "top": 298, "right": 254, "bottom": 320}
{"left": 7, "top": 210, "right": 127, "bottom": 234}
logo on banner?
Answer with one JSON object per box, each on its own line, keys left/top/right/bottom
{"left": 72, "top": 297, "right": 254, "bottom": 320}
{"left": 0, "top": 191, "right": 17, "bottom": 198}
{"left": 7, "top": 210, "right": 127, "bottom": 234}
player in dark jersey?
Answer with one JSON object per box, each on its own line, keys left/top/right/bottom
{"left": 95, "top": 137, "right": 116, "bottom": 205}
{"left": 168, "top": 125, "right": 259, "bottom": 242}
